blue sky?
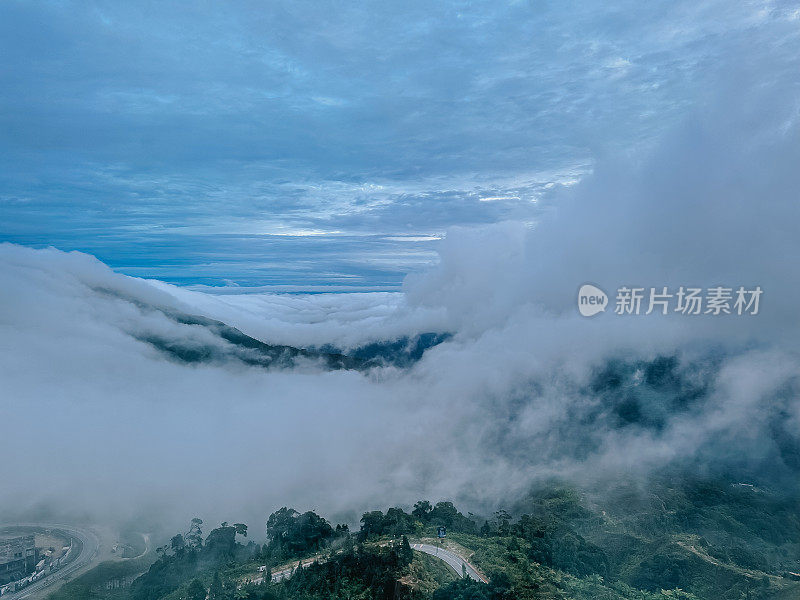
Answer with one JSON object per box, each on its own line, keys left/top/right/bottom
{"left": 1, "top": 0, "right": 796, "bottom": 288}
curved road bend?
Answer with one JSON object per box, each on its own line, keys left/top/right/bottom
{"left": 411, "top": 542, "right": 487, "bottom": 583}
{"left": 248, "top": 556, "right": 320, "bottom": 585}
{"left": 2, "top": 523, "right": 100, "bottom": 600}
{"left": 249, "top": 542, "right": 487, "bottom": 586}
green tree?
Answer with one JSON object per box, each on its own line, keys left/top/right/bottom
{"left": 204, "top": 526, "right": 236, "bottom": 559}
{"left": 209, "top": 571, "right": 224, "bottom": 599}
{"left": 187, "top": 518, "right": 204, "bottom": 547}
{"left": 480, "top": 520, "right": 492, "bottom": 537}
{"left": 494, "top": 510, "right": 511, "bottom": 537}
{"left": 267, "top": 507, "right": 299, "bottom": 541}
{"left": 412, "top": 500, "right": 433, "bottom": 521}
{"left": 360, "top": 510, "right": 386, "bottom": 539}
{"left": 383, "top": 507, "right": 416, "bottom": 536}
{"left": 400, "top": 536, "right": 414, "bottom": 565}
{"left": 186, "top": 579, "right": 206, "bottom": 600}
{"left": 170, "top": 534, "right": 185, "bottom": 555}
{"left": 430, "top": 502, "right": 460, "bottom": 528}
{"left": 265, "top": 507, "right": 334, "bottom": 557}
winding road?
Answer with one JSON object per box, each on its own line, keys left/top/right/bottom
{"left": 1, "top": 523, "right": 100, "bottom": 600}
{"left": 411, "top": 542, "right": 487, "bottom": 583}
{"left": 248, "top": 539, "right": 487, "bottom": 586}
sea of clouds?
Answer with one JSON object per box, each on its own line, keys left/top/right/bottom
{"left": 1, "top": 62, "right": 800, "bottom": 535}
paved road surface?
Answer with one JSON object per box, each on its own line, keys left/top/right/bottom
{"left": 248, "top": 541, "right": 487, "bottom": 587}
{"left": 248, "top": 556, "right": 320, "bottom": 585}
{"left": 411, "top": 543, "right": 487, "bottom": 583}
{"left": 1, "top": 524, "right": 100, "bottom": 600}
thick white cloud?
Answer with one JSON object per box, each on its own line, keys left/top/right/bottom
{"left": 2, "top": 20, "right": 800, "bottom": 535}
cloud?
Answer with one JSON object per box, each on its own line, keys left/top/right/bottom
{"left": 3, "top": 77, "right": 800, "bottom": 525}
{"left": 1, "top": 1, "right": 799, "bottom": 536}
{"left": 2, "top": 1, "right": 794, "bottom": 286}
{"left": 405, "top": 41, "right": 800, "bottom": 345}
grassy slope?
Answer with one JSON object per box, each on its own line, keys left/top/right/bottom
{"left": 46, "top": 555, "right": 154, "bottom": 600}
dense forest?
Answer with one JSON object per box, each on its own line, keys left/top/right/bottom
{"left": 47, "top": 476, "right": 799, "bottom": 600}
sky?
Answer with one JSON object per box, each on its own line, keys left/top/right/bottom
{"left": 3, "top": 0, "right": 798, "bottom": 287}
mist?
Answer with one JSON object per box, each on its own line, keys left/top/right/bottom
{"left": 2, "top": 29, "right": 800, "bottom": 544}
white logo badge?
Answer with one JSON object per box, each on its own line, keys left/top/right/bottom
{"left": 578, "top": 284, "right": 608, "bottom": 317}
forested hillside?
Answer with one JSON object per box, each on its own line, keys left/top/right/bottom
{"left": 48, "top": 478, "right": 800, "bottom": 600}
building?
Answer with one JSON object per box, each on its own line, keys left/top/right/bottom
{"left": 0, "top": 535, "right": 38, "bottom": 585}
